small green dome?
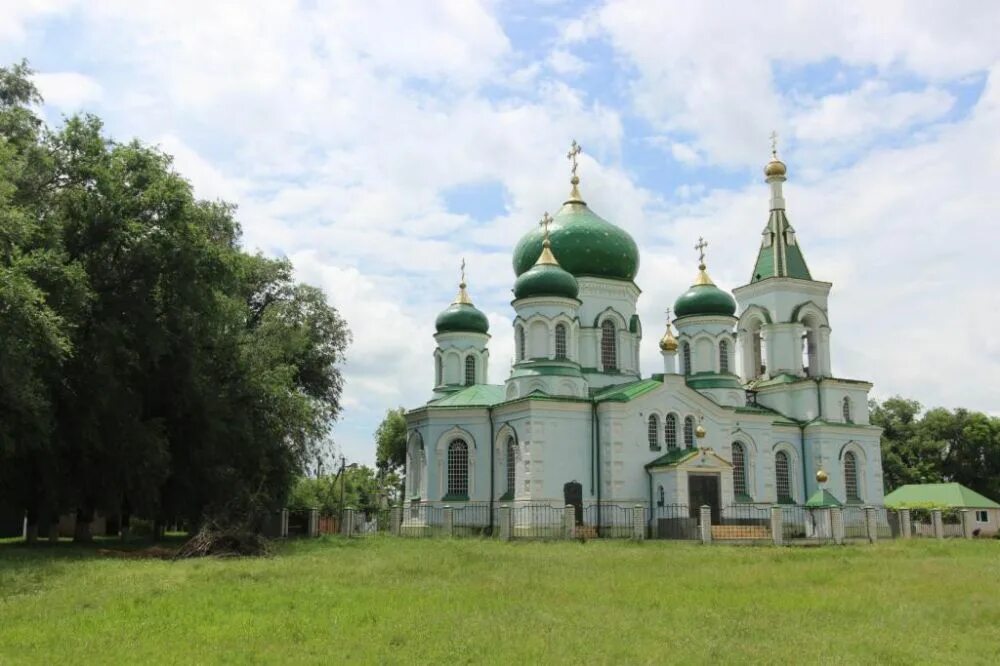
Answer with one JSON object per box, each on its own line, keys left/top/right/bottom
{"left": 674, "top": 283, "right": 737, "bottom": 318}
{"left": 514, "top": 260, "right": 579, "bottom": 300}
{"left": 435, "top": 302, "right": 489, "bottom": 334}
{"left": 512, "top": 201, "right": 639, "bottom": 281}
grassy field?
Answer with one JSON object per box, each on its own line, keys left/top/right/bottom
{"left": 1, "top": 537, "right": 998, "bottom": 664}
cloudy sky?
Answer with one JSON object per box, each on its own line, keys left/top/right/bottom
{"left": 4, "top": 1, "right": 999, "bottom": 465}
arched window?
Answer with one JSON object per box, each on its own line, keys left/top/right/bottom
{"left": 464, "top": 355, "right": 476, "bottom": 386}
{"left": 506, "top": 437, "right": 516, "bottom": 496}
{"left": 665, "top": 413, "right": 678, "bottom": 450}
{"left": 683, "top": 416, "right": 695, "bottom": 448}
{"left": 435, "top": 355, "right": 443, "bottom": 386}
{"left": 844, "top": 451, "right": 860, "bottom": 502}
{"left": 647, "top": 414, "right": 660, "bottom": 451}
{"left": 554, "top": 323, "right": 567, "bottom": 359}
{"left": 408, "top": 451, "right": 421, "bottom": 498}
{"left": 600, "top": 320, "right": 617, "bottom": 370}
{"left": 447, "top": 439, "right": 469, "bottom": 497}
{"left": 682, "top": 341, "right": 692, "bottom": 376}
{"left": 802, "top": 331, "right": 816, "bottom": 376}
{"left": 732, "top": 442, "right": 748, "bottom": 499}
{"left": 657, "top": 485, "right": 665, "bottom": 507}
{"left": 842, "top": 397, "right": 852, "bottom": 423}
{"left": 516, "top": 325, "right": 526, "bottom": 361}
{"left": 775, "top": 451, "right": 791, "bottom": 503}
{"left": 719, "top": 339, "right": 729, "bottom": 374}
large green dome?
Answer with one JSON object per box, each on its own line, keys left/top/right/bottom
{"left": 514, "top": 260, "right": 579, "bottom": 300}
{"left": 435, "top": 302, "right": 489, "bottom": 334}
{"left": 512, "top": 200, "right": 639, "bottom": 281}
{"left": 674, "top": 279, "right": 737, "bottom": 319}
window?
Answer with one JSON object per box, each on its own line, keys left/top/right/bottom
{"left": 665, "top": 413, "right": 678, "bottom": 450}
{"left": 408, "top": 451, "right": 421, "bottom": 498}
{"left": 802, "top": 330, "right": 817, "bottom": 377}
{"left": 464, "top": 355, "right": 476, "bottom": 386}
{"left": 647, "top": 414, "right": 660, "bottom": 451}
{"left": 683, "top": 416, "right": 695, "bottom": 448}
{"left": 682, "top": 341, "right": 692, "bottom": 376}
{"left": 976, "top": 510, "right": 988, "bottom": 523}
{"left": 447, "top": 439, "right": 469, "bottom": 497}
{"left": 844, "top": 451, "right": 860, "bottom": 503}
{"left": 719, "top": 339, "right": 729, "bottom": 374}
{"left": 435, "top": 355, "right": 442, "bottom": 386}
{"left": 775, "top": 451, "right": 792, "bottom": 503}
{"left": 555, "top": 323, "right": 567, "bottom": 359}
{"left": 842, "top": 397, "right": 852, "bottom": 423}
{"left": 517, "top": 325, "right": 526, "bottom": 361}
{"left": 657, "top": 485, "right": 665, "bottom": 507}
{"left": 732, "top": 442, "right": 748, "bottom": 499}
{"left": 506, "top": 437, "right": 516, "bottom": 496}
{"left": 600, "top": 320, "right": 617, "bottom": 370}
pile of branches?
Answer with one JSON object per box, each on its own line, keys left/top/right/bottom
{"left": 174, "top": 520, "right": 274, "bottom": 559}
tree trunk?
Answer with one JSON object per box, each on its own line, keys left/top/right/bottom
{"left": 24, "top": 506, "right": 38, "bottom": 544}
{"left": 73, "top": 508, "right": 93, "bottom": 543}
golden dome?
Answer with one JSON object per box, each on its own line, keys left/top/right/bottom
{"left": 764, "top": 158, "right": 786, "bottom": 177}
{"left": 659, "top": 327, "right": 678, "bottom": 352}
{"left": 695, "top": 424, "right": 706, "bottom": 439}
{"left": 816, "top": 469, "right": 829, "bottom": 483}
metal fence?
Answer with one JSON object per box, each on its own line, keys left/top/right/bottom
{"left": 581, "top": 503, "right": 637, "bottom": 538}
{"left": 842, "top": 506, "right": 868, "bottom": 540}
{"left": 714, "top": 504, "right": 772, "bottom": 540}
{"left": 651, "top": 504, "right": 699, "bottom": 540}
{"left": 778, "top": 505, "right": 834, "bottom": 543}
{"left": 512, "top": 504, "right": 564, "bottom": 539}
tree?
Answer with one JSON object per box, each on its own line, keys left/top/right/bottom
{"left": 375, "top": 407, "right": 407, "bottom": 474}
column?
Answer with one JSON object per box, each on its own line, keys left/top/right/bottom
{"left": 864, "top": 506, "right": 878, "bottom": 544}
{"left": 443, "top": 506, "right": 454, "bottom": 537}
{"left": 280, "top": 508, "right": 290, "bottom": 538}
{"left": 960, "top": 509, "right": 974, "bottom": 539}
{"left": 830, "top": 507, "right": 844, "bottom": 545}
{"left": 931, "top": 509, "right": 943, "bottom": 539}
{"left": 342, "top": 508, "right": 355, "bottom": 538}
{"left": 308, "top": 508, "right": 319, "bottom": 537}
{"left": 699, "top": 505, "right": 712, "bottom": 544}
{"left": 564, "top": 505, "right": 576, "bottom": 540}
{"left": 390, "top": 506, "right": 402, "bottom": 536}
{"left": 499, "top": 505, "right": 512, "bottom": 541}
{"left": 899, "top": 509, "right": 911, "bottom": 539}
{"left": 771, "top": 506, "right": 784, "bottom": 546}
{"left": 632, "top": 504, "right": 645, "bottom": 541}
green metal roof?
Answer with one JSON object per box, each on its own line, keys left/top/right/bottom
{"left": 751, "top": 209, "right": 812, "bottom": 282}
{"left": 435, "top": 302, "right": 489, "bottom": 334}
{"left": 513, "top": 260, "right": 579, "bottom": 300}
{"left": 427, "top": 384, "right": 506, "bottom": 408}
{"left": 644, "top": 447, "right": 699, "bottom": 468}
{"left": 805, "top": 489, "right": 843, "bottom": 508}
{"left": 883, "top": 483, "right": 1000, "bottom": 509}
{"left": 593, "top": 378, "right": 662, "bottom": 402}
{"left": 684, "top": 373, "right": 743, "bottom": 390}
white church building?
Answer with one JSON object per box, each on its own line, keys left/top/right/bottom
{"left": 404, "top": 143, "right": 884, "bottom": 529}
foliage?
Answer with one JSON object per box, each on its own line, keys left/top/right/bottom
{"left": 1, "top": 539, "right": 999, "bottom": 662}
{"left": 0, "top": 61, "right": 350, "bottom": 536}
{"left": 374, "top": 407, "right": 407, "bottom": 474}
{"left": 288, "top": 465, "right": 393, "bottom": 514}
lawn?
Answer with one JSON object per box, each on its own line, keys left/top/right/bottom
{"left": 1, "top": 537, "right": 998, "bottom": 664}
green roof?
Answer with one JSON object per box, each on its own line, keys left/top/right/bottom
{"left": 805, "top": 489, "right": 842, "bottom": 508}
{"left": 674, "top": 282, "right": 736, "bottom": 318}
{"left": 427, "top": 384, "right": 505, "bottom": 408}
{"left": 684, "top": 373, "right": 743, "bottom": 390}
{"left": 593, "top": 378, "right": 662, "bottom": 402}
{"left": 883, "top": 483, "right": 1000, "bottom": 509}
{"left": 435, "top": 302, "right": 489, "bottom": 334}
{"left": 751, "top": 209, "right": 812, "bottom": 282}
{"left": 513, "top": 260, "right": 579, "bottom": 300}
{"left": 645, "top": 447, "right": 699, "bottom": 468}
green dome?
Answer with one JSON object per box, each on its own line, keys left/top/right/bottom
{"left": 512, "top": 200, "right": 639, "bottom": 281}
{"left": 674, "top": 283, "right": 737, "bottom": 318}
{"left": 514, "top": 260, "right": 579, "bottom": 300}
{"left": 435, "top": 302, "right": 489, "bottom": 334}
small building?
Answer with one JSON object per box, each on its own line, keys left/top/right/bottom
{"left": 884, "top": 483, "right": 1000, "bottom": 536}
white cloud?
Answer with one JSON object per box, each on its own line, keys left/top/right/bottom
{"left": 33, "top": 71, "right": 102, "bottom": 110}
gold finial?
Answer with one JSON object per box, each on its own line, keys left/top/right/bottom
{"left": 693, "top": 237, "right": 714, "bottom": 285}
{"left": 453, "top": 257, "right": 473, "bottom": 304}
{"left": 765, "top": 130, "right": 787, "bottom": 178}
{"left": 566, "top": 139, "right": 584, "bottom": 203}
{"left": 816, "top": 469, "right": 828, "bottom": 484}
{"left": 695, "top": 414, "right": 706, "bottom": 439}
{"left": 534, "top": 212, "right": 559, "bottom": 265}
{"left": 659, "top": 307, "right": 678, "bottom": 352}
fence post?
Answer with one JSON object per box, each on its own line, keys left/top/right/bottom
{"left": 899, "top": 509, "right": 911, "bottom": 539}
{"left": 864, "top": 506, "right": 878, "bottom": 544}
{"left": 499, "top": 505, "right": 512, "bottom": 541}
{"left": 699, "top": 505, "right": 712, "bottom": 544}
{"left": 931, "top": 509, "right": 943, "bottom": 539}
{"left": 771, "top": 506, "right": 783, "bottom": 546}
{"left": 443, "top": 506, "right": 454, "bottom": 537}
{"left": 564, "top": 505, "right": 575, "bottom": 539}
{"left": 830, "top": 507, "right": 844, "bottom": 545}
{"left": 308, "top": 508, "right": 319, "bottom": 537}
{"left": 960, "top": 509, "right": 974, "bottom": 539}
{"left": 390, "top": 506, "right": 402, "bottom": 536}
{"left": 342, "top": 508, "right": 355, "bottom": 538}
{"left": 632, "top": 504, "right": 645, "bottom": 541}
{"left": 280, "top": 508, "right": 289, "bottom": 538}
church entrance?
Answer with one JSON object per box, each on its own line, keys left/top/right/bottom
{"left": 688, "top": 473, "right": 720, "bottom": 524}
{"left": 563, "top": 481, "right": 583, "bottom": 526}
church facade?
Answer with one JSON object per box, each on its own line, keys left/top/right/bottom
{"left": 404, "top": 145, "right": 884, "bottom": 526}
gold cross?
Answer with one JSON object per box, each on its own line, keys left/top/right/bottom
{"left": 460, "top": 257, "right": 466, "bottom": 285}
{"left": 539, "top": 211, "right": 553, "bottom": 241}
{"left": 769, "top": 130, "right": 778, "bottom": 158}
{"left": 694, "top": 237, "right": 708, "bottom": 265}
{"left": 567, "top": 139, "right": 582, "bottom": 178}
{"left": 664, "top": 307, "right": 672, "bottom": 325}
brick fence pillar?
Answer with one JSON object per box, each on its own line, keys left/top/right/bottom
{"left": 390, "top": 506, "right": 402, "bottom": 536}
{"left": 564, "top": 505, "right": 575, "bottom": 539}
{"left": 632, "top": 504, "right": 645, "bottom": 541}
{"left": 443, "top": 506, "right": 454, "bottom": 537}
{"left": 308, "top": 508, "right": 319, "bottom": 537}
{"left": 830, "top": 507, "right": 844, "bottom": 545}
{"left": 499, "top": 505, "right": 512, "bottom": 541}
{"left": 280, "top": 508, "right": 290, "bottom": 538}
{"left": 899, "top": 509, "right": 911, "bottom": 539}
{"left": 342, "top": 508, "right": 355, "bottom": 538}
{"left": 960, "top": 509, "right": 974, "bottom": 539}
{"left": 699, "top": 505, "right": 712, "bottom": 544}
{"left": 771, "top": 506, "right": 784, "bottom": 546}
{"left": 931, "top": 509, "right": 944, "bottom": 539}
{"left": 864, "top": 506, "right": 878, "bottom": 544}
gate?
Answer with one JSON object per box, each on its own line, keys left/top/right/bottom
{"left": 651, "top": 504, "right": 698, "bottom": 540}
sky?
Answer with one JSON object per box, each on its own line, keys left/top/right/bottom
{"left": 3, "top": 1, "right": 999, "bottom": 466}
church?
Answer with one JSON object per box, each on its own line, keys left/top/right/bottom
{"left": 404, "top": 141, "right": 884, "bottom": 528}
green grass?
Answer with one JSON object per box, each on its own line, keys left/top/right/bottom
{"left": 1, "top": 537, "right": 998, "bottom": 664}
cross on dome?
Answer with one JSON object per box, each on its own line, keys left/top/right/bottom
{"left": 460, "top": 257, "right": 466, "bottom": 286}
{"left": 567, "top": 140, "right": 582, "bottom": 180}
{"left": 769, "top": 130, "right": 779, "bottom": 159}
{"left": 695, "top": 237, "right": 708, "bottom": 268}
